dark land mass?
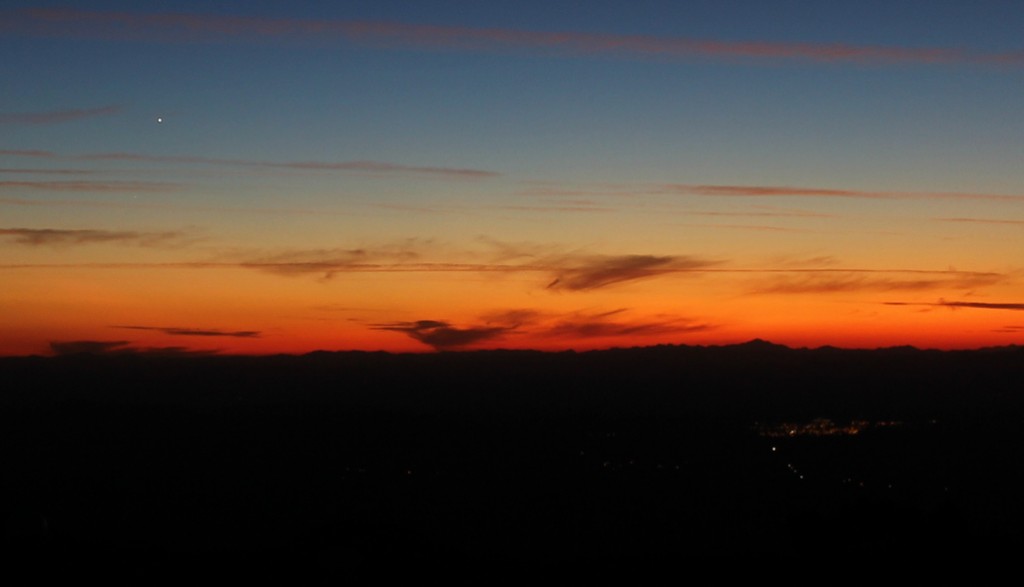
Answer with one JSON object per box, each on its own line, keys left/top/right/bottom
{"left": 2, "top": 341, "right": 1023, "bottom": 568}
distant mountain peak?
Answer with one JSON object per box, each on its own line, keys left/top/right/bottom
{"left": 736, "top": 338, "right": 788, "bottom": 350}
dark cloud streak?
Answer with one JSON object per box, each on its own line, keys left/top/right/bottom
{"left": 0, "top": 105, "right": 121, "bottom": 125}
{"left": 0, "top": 227, "right": 188, "bottom": 247}
{"left": 0, "top": 149, "right": 57, "bottom": 158}
{"left": 78, "top": 152, "right": 497, "bottom": 179}
{"left": 754, "top": 271, "right": 1002, "bottom": 294}
{"left": 49, "top": 340, "right": 130, "bottom": 355}
{"left": 544, "top": 317, "right": 713, "bottom": 338}
{"left": 372, "top": 320, "right": 511, "bottom": 350}
{"left": 0, "top": 168, "right": 94, "bottom": 175}
{"left": 114, "top": 325, "right": 261, "bottom": 338}
{"left": 665, "top": 184, "right": 1024, "bottom": 203}
{"left": 547, "top": 254, "right": 718, "bottom": 291}
{"left": 0, "top": 180, "right": 179, "bottom": 192}
{"left": 936, "top": 217, "right": 1024, "bottom": 226}
{"left": 8, "top": 8, "right": 1022, "bottom": 67}
{"left": 885, "top": 300, "right": 1024, "bottom": 311}
{"left": 525, "top": 183, "right": 1024, "bottom": 203}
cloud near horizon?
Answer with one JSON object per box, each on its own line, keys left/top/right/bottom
{"left": 374, "top": 307, "right": 713, "bottom": 349}
{"left": 0, "top": 104, "right": 121, "bottom": 125}
{"left": 885, "top": 300, "right": 1024, "bottom": 311}
{"left": 484, "top": 307, "right": 713, "bottom": 339}
{"left": 49, "top": 340, "right": 131, "bottom": 356}
{"left": 113, "top": 325, "right": 261, "bottom": 338}
{"left": 7, "top": 8, "right": 1024, "bottom": 67}
{"left": 372, "top": 319, "right": 512, "bottom": 350}
{"left": 48, "top": 340, "right": 218, "bottom": 356}
{"left": 543, "top": 315, "right": 713, "bottom": 339}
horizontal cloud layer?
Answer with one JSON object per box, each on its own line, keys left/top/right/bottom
{"left": 523, "top": 182, "right": 1024, "bottom": 202}
{"left": 0, "top": 104, "right": 121, "bottom": 125}
{"left": 546, "top": 254, "right": 717, "bottom": 291}
{"left": 937, "top": 217, "right": 1024, "bottom": 226}
{"left": 886, "top": 300, "right": 1024, "bottom": 311}
{"left": 372, "top": 320, "right": 511, "bottom": 350}
{"left": 0, "top": 148, "right": 496, "bottom": 179}
{"left": 113, "top": 325, "right": 261, "bottom": 338}
{"left": 0, "top": 149, "right": 56, "bottom": 158}
{"left": 49, "top": 340, "right": 130, "bottom": 355}
{"left": 0, "top": 227, "right": 189, "bottom": 247}
{"left": 663, "top": 184, "right": 1024, "bottom": 203}
{"left": 48, "top": 339, "right": 217, "bottom": 356}
{"left": 374, "top": 307, "right": 713, "bottom": 350}
{"left": 79, "top": 151, "right": 498, "bottom": 178}
{"left": 7, "top": 8, "right": 1024, "bottom": 67}
{"left": 0, "top": 180, "right": 178, "bottom": 192}
{"left": 753, "top": 271, "right": 1003, "bottom": 294}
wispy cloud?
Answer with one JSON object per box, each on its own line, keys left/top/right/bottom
{"left": 885, "top": 300, "right": 1024, "bottom": 311}
{"left": 0, "top": 195, "right": 344, "bottom": 217}
{"left": 0, "top": 104, "right": 121, "bottom": 125}
{"left": 474, "top": 239, "right": 723, "bottom": 291}
{"left": 49, "top": 339, "right": 218, "bottom": 356}
{"left": 0, "top": 227, "right": 189, "bottom": 247}
{"left": 762, "top": 255, "right": 839, "bottom": 268}
{"left": 688, "top": 208, "right": 834, "bottom": 219}
{"left": 373, "top": 307, "right": 712, "bottom": 349}
{"left": 49, "top": 340, "right": 131, "bottom": 356}
{"left": 523, "top": 182, "right": 1024, "bottom": 202}
{"left": 0, "top": 168, "right": 94, "bottom": 175}
{"left": 8, "top": 8, "right": 1023, "bottom": 67}
{"left": 543, "top": 314, "right": 713, "bottom": 339}
{"left": 3, "top": 233, "right": 1005, "bottom": 301}
{"left": 113, "top": 325, "right": 261, "bottom": 337}
{"left": 78, "top": 151, "right": 497, "bottom": 179}
{"left": 677, "top": 223, "right": 811, "bottom": 233}
{"left": 239, "top": 241, "right": 428, "bottom": 279}
{"left": 371, "top": 319, "right": 511, "bottom": 350}
{"left": 546, "top": 254, "right": 718, "bottom": 291}
{"left": 0, "top": 149, "right": 57, "bottom": 157}
{"left": 0, "top": 180, "right": 179, "bottom": 192}
{"left": 936, "top": 217, "right": 1024, "bottom": 226}
{"left": 493, "top": 204, "right": 615, "bottom": 213}
{"left": 754, "top": 271, "right": 1003, "bottom": 294}
{"left": 0, "top": 148, "right": 495, "bottom": 179}
{"left": 663, "top": 184, "right": 1024, "bottom": 203}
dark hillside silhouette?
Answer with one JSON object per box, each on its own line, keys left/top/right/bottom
{"left": 1, "top": 342, "right": 1023, "bottom": 566}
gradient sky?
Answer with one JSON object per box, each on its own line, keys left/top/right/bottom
{"left": 2, "top": 1, "right": 1023, "bottom": 355}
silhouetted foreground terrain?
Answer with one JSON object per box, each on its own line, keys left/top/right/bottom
{"left": 2, "top": 341, "right": 1023, "bottom": 568}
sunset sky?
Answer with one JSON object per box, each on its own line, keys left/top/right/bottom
{"left": 2, "top": 1, "right": 1023, "bottom": 355}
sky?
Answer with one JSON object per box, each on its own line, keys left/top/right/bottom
{"left": 2, "top": 1, "right": 1023, "bottom": 355}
